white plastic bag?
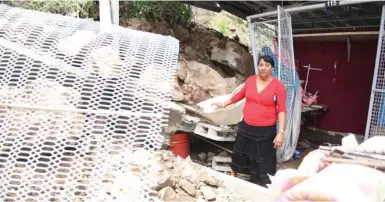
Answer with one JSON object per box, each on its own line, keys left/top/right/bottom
{"left": 279, "top": 164, "right": 385, "bottom": 202}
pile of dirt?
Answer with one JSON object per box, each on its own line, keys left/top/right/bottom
{"left": 121, "top": 18, "right": 255, "bottom": 105}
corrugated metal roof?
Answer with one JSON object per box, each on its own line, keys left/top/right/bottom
{"left": 183, "top": 1, "right": 385, "bottom": 33}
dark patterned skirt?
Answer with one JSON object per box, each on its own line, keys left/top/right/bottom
{"left": 230, "top": 120, "right": 277, "bottom": 185}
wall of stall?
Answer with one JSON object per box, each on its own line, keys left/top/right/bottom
{"left": 294, "top": 38, "right": 377, "bottom": 135}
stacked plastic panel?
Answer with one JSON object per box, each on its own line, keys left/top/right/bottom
{"left": 0, "top": 5, "right": 179, "bottom": 202}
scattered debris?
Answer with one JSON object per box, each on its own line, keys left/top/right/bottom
{"left": 154, "top": 150, "right": 249, "bottom": 201}
{"left": 200, "top": 185, "right": 216, "bottom": 201}
{"left": 207, "top": 152, "right": 216, "bottom": 158}
{"left": 270, "top": 135, "right": 385, "bottom": 201}
{"left": 198, "top": 152, "right": 207, "bottom": 162}
{"left": 212, "top": 156, "right": 232, "bottom": 172}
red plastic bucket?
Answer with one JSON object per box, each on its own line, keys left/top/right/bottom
{"left": 169, "top": 133, "right": 190, "bottom": 159}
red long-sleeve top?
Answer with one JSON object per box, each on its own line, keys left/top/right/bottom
{"left": 231, "top": 75, "right": 287, "bottom": 126}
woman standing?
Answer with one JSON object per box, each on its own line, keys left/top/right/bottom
{"left": 213, "top": 55, "right": 286, "bottom": 187}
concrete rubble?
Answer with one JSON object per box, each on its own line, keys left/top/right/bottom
{"left": 154, "top": 150, "right": 248, "bottom": 201}
{"left": 92, "top": 149, "right": 251, "bottom": 201}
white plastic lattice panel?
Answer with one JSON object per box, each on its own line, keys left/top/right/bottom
{"left": 366, "top": 5, "right": 385, "bottom": 140}
{"left": 249, "top": 20, "right": 278, "bottom": 77}
{"left": 277, "top": 6, "right": 297, "bottom": 126}
{"left": 249, "top": 7, "right": 297, "bottom": 127}
{"left": 277, "top": 6, "right": 296, "bottom": 86}
{"left": 0, "top": 5, "right": 179, "bottom": 202}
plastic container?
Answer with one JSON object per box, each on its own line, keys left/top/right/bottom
{"left": 169, "top": 133, "right": 190, "bottom": 158}
{"left": 182, "top": 83, "right": 246, "bottom": 126}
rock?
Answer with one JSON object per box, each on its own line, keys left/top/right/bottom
{"left": 174, "top": 188, "right": 196, "bottom": 201}
{"left": 172, "top": 77, "right": 184, "bottom": 101}
{"left": 177, "top": 60, "right": 229, "bottom": 104}
{"left": 209, "top": 39, "right": 220, "bottom": 47}
{"left": 163, "top": 103, "right": 186, "bottom": 144}
{"left": 156, "top": 170, "right": 176, "bottom": 191}
{"left": 173, "top": 25, "right": 190, "bottom": 42}
{"left": 235, "top": 73, "right": 246, "bottom": 82}
{"left": 211, "top": 41, "right": 255, "bottom": 77}
{"left": 177, "top": 61, "right": 187, "bottom": 80}
{"left": 181, "top": 61, "right": 228, "bottom": 96}
{"left": 201, "top": 185, "right": 216, "bottom": 201}
{"left": 181, "top": 84, "right": 210, "bottom": 104}
{"left": 183, "top": 46, "right": 197, "bottom": 59}
{"left": 224, "top": 77, "right": 242, "bottom": 93}
{"left": 161, "top": 150, "right": 174, "bottom": 161}
{"left": 196, "top": 181, "right": 206, "bottom": 189}
{"left": 218, "top": 151, "right": 228, "bottom": 157}
{"left": 207, "top": 152, "right": 215, "bottom": 158}
{"left": 153, "top": 21, "right": 172, "bottom": 36}
{"left": 204, "top": 176, "right": 224, "bottom": 187}
{"left": 122, "top": 18, "right": 153, "bottom": 32}
{"left": 198, "top": 152, "right": 207, "bottom": 162}
{"left": 228, "top": 23, "right": 236, "bottom": 32}
{"left": 165, "top": 161, "right": 174, "bottom": 169}
{"left": 193, "top": 170, "right": 208, "bottom": 184}
{"left": 233, "top": 35, "right": 240, "bottom": 43}
{"left": 180, "top": 161, "right": 198, "bottom": 181}
{"left": 175, "top": 195, "right": 196, "bottom": 201}
{"left": 211, "top": 66, "right": 227, "bottom": 78}
{"left": 179, "top": 179, "right": 197, "bottom": 196}
{"left": 175, "top": 187, "right": 188, "bottom": 196}
{"left": 159, "top": 186, "right": 177, "bottom": 201}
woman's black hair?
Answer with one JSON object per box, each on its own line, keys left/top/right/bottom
{"left": 258, "top": 55, "right": 275, "bottom": 67}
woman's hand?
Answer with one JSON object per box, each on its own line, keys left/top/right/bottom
{"left": 212, "top": 99, "right": 232, "bottom": 109}
{"left": 273, "top": 132, "right": 284, "bottom": 149}
{"left": 212, "top": 101, "right": 226, "bottom": 108}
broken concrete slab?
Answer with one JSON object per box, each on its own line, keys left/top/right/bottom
{"left": 159, "top": 186, "right": 177, "bottom": 201}
{"left": 179, "top": 179, "right": 197, "bottom": 196}
{"left": 200, "top": 185, "right": 216, "bottom": 201}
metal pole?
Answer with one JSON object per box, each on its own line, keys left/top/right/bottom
{"left": 248, "top": 21, "right": 259, "bottom": 74}
{"left": 304, "top": 65, "right": 311, "bottom": 92}
{"left": 99, "top": 0, "right": 112, "bottom": 31}
{"left": 247, "top": 1, "right": 368, "bottom": 22}
{"left": 111, "top": 0, "right": 119, "bottom": 25}
{"left": 364, "top": 5, "right": 385, "bottom": 140}
{"left": 277, "top": 6, "right": 281, "bottom": 81}
{"left": 99, "top": 0, "right": 119, "bottom": 32}
{"left": 288, "top": 12, "right": 296, "bottom": 87}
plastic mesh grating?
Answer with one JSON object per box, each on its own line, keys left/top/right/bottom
{"left": 0, "top": 5, "right": 179, "bottom": 202}
{"left": 277, "top": 6, "right": 297, "bottom": 126}
{"left": 366, "top": 5, "right": 385, "bottom": 139}
{"left": 249, "top": 7, "right": 299, "bottom": 162}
